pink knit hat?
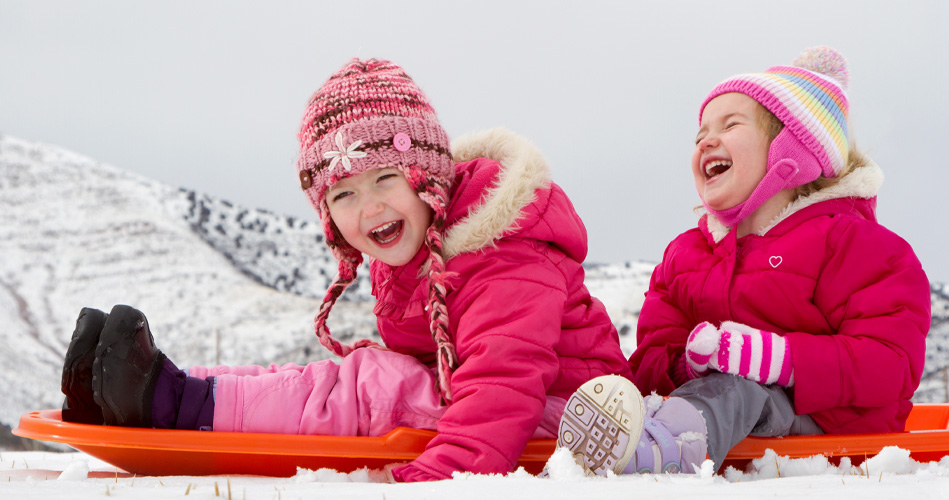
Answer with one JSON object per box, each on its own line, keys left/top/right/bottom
{"left": 296, "top": 58, "right": 458, "bottom": 403}
{"left": 698, "top": 46, "right": 851, "bottom": 227}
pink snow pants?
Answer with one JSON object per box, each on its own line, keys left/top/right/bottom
{"left": 187, "top": 348, "right": 564, "bottom": 438}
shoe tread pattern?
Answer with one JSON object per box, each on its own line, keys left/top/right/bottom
{"left": 557, "top": 376, "right": 645, "bottom": 476}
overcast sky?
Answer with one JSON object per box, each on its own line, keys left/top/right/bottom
{"left": 3, "top": 1, "right": 947, "bottom": 282}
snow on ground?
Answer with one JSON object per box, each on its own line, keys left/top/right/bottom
{"left": 4, "top": 447, "right": 949, "bottom": 499}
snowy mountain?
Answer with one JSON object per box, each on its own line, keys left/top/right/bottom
{"left": 0, "top": 134, "right": 945, "bottom": 452}
{"left": 0, "top": 135, "right": 378, "bottom": 448}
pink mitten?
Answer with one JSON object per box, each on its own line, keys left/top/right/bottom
{"left": 685, "top": 322, "right": 720, "bottom": 379}
{"left": 685, "top": 321, "right": 794, "bottom": 386}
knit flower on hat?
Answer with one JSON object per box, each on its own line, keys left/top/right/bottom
{"left": 323, "top": 131, "right": 367, "bottom": 173}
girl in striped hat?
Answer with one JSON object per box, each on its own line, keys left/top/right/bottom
{"left": 61, "top": 58, "right": 631, "bottom": 482}
{"left": 555, "top": 47, "right": 931, "bottom": 477}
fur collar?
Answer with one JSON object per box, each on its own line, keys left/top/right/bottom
{"left": 443, "top": 128, "right": 552, "bottom": 259}
{"left": 706, "top": 160, "right": 884, "bottom": 243}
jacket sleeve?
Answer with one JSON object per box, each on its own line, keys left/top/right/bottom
{"left": 393, "top": 240, "right": 565, "bottom": 481}
{"left": 628, "top": 244, "right": 695, "bottom": 396}
{"left": 786, "top": 219, "right": 930, "bottom": 417}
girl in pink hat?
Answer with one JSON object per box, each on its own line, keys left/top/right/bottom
{"left": 59, "top": 58, "right": 631, "bottom": 482}
{"left": 555, "top": 47, "right": 931, "bottom": 477}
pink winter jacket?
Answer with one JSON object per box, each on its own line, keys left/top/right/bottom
{"left": 375, "top": 129, "right": 631, "bottom": 481}
{"left": 630, "top": 161, "right": 930, "bottom": 435}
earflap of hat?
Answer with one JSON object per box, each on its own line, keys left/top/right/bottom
{"left": 402, "top": 163, "right": 450, "bottom": 224}
{"left": 767, "top": 128, "right": 823, "bottom": 186}
{"left": 702, "top": 128, "right": 822, "bottom": 227}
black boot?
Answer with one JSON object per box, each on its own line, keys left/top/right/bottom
{"left": 61, "top": 308, "right": 108, "bottom": 424}
{"left": 93, "top": 305, "right": 166, "bottom": 427}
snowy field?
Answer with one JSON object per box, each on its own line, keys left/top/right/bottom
{"left": 3, "top": 447, "right": 949, "bottom": 499}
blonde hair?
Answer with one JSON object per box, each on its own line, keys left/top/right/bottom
{"left": 754, "top": 103, "right": 869, "bottom": 199}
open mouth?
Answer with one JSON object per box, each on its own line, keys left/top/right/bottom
{"left": 704, "top": 159, "right": 732, "bottom": 179}
{"left": 370, "top": 220, "right": 403, "bottom": 245}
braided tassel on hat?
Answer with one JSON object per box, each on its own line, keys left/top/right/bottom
{"left": 405, "top": 163, "right": 458, "bottom": 404}
{"left": 312, "top": 255, "right": 386, "bottom": 359}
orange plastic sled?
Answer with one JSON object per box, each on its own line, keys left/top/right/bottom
{"left": 14, "top": 404, "right": 949, "bottom": 477}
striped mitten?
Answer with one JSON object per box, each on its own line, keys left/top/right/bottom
{"left": 685, "top": 321, "right": 794, "bottom": 387}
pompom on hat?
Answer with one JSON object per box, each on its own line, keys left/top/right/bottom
{"left": 698, "top": 46, "right": 851, "bottom": 227}
{"left": 296, "top": 58, "right": 459, "bottom": 403}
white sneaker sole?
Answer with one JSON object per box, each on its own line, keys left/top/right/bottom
{"left": 557, "top": 375, "right": 645, "bottom": 476}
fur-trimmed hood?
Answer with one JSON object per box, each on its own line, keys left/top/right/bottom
{"left": 706, "top": 159, "right": 884, "bottom": 243}
{"left": 442, "top": 128, "right": 554, "bottom": 259}
{"left": 368, "top": 131, "right": 631, "bottom": 482}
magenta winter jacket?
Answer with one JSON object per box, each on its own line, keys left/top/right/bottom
{"left": 373, "top": 129, "right": 631, "bottom": 481}
{"left": 630, "top": 161, "right": 930, "bottom": 435}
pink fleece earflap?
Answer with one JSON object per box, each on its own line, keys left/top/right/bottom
{"left": 702, "top": 128, "right": 824, "bottom": 227}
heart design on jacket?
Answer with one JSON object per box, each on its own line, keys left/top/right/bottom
{"left": 769, "top": 256, "right": 783, "bottom": 268}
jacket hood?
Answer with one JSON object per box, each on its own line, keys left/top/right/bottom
{"left": 706, "top": 159, "right": 884, "bottom": 243}
{"left": 442, "top": 128, "right": 554, "bottom": 259}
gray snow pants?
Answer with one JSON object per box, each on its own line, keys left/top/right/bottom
{"left": 671, "top": 372, "right": 824, "bottom": 470}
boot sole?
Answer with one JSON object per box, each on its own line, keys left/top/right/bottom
{"left": 557, "top": 375, "right": 645, "bottom": 476}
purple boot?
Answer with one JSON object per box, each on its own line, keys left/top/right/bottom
{"left": 625, "top": 395, "right": 708, "bottom": 474}
{"left": 557, "top": 375, "right": 708, "bottom": 476}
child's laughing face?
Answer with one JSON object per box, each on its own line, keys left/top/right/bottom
{"left": 326, "top": 168, "right": 433, "bottom": 266}
{"left": 692, "top": 92, "right": 771, "bottom": 211}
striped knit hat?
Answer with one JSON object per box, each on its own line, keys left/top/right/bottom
{"left": 296, "top": 58, "right": 459, "bottom": 403}
{"left": 698, "top": 46, "right": 850, "bottom": 227}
